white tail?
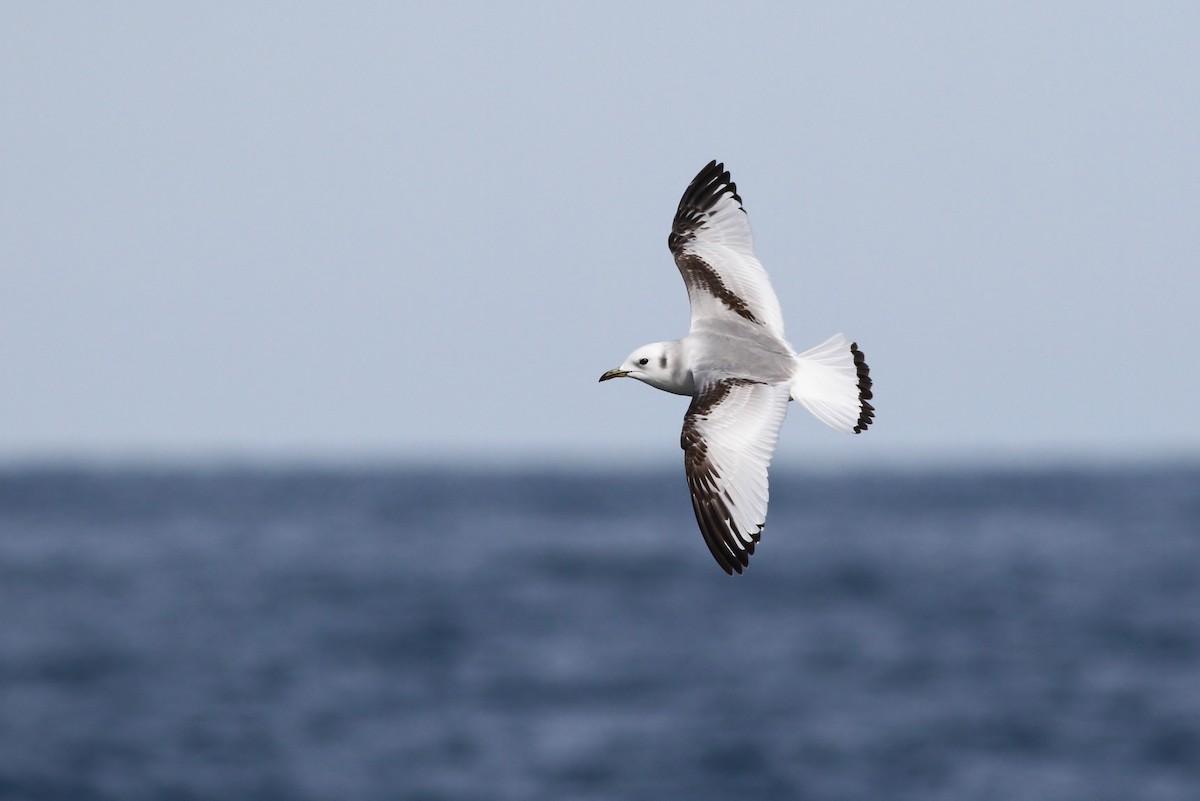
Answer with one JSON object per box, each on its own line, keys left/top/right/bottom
{"left": 790, "top": 334, "right": 874, "bottom": 434}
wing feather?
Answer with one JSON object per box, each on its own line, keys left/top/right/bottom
{"left": 680, "top": 376, "right": 791, "bottom": 574}
{"left": 669, "top": 161, "right": 787, "bottom": 339}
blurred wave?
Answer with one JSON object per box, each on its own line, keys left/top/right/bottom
{"left": 0, "top": 464, "right": 1197, "bottom": 800}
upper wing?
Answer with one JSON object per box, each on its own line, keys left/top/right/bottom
{"left": 668, "top": 161, "right": 787, "bottom": 339}
{"left": 680, "top": 376, "right": 791, "bottom": 575}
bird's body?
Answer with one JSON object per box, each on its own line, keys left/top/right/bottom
{"left": 600, "top": 161, "right": 874, "bottom": 574}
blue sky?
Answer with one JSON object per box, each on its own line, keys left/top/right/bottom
{"left": 3, "top": 3, "right": 1198, "bottom": 466}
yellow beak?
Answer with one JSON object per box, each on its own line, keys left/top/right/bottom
{"left": 598, "top": 368, "right": 630, "bottom": 382}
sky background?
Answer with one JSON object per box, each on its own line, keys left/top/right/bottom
{"left": 3, "top": 3, "right": 1198, "bottom": 468}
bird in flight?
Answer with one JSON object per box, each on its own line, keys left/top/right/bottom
{"left": 599, "top": 161, "right": 874, "bottom": 574}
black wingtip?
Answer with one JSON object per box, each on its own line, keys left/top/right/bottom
{"left": 668, "top": 160, "right": 745, "bottom": 254}
{"left": 686, "top": 160, "right": 743, "bottom": 211}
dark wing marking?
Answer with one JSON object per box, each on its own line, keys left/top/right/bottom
{"left": 675, "top": 253, "right": 760, "bottom": 324}
{"left": 681, "top": 377, "right": 790, "bottom": 575}
{"left": 667, "top": 161, "right": 787, "bottom": 338}
{"left": 669, "top": 160, "right": 744, "bottom": 254}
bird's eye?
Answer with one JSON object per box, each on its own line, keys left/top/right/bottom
{"left": 638, "top": 357, "right": 649, "bottom": 366}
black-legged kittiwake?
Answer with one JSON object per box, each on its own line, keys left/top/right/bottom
{"left": 599, "top": 161, "right": 874, "bottom": 575}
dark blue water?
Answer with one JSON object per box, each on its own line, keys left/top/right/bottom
{"left": 1, "top": 464, "right": 1197, "bottom": 800}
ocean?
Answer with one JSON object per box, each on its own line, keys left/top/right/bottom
{"left": 0, "top": 464, "right": 1197, "bottom": 800}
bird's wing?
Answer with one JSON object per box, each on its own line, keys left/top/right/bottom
{"left": 669, "top": 161, "right": 787, "bottom": 339}
{"left": 681, "top": 375, "right": 791, "bottom": 574}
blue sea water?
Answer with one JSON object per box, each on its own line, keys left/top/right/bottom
{"left": 0, "top": 464, "right": 1197, "bottom": 800}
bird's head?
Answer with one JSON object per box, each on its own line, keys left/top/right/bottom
{"left": 599, "top": 342, "right": 692, "bottom": 395}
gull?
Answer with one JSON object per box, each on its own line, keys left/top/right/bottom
{"left": 599, "top": 161, "right": 874, "bottom": 575}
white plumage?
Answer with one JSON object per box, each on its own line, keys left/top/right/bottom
{"left": 600, "top": 161, "right": 874, "bottom": 574}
